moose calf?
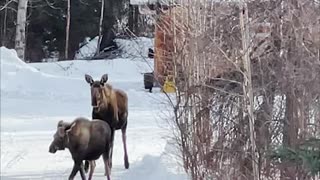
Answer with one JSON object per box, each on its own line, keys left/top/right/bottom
{"left": 49, "top": 117, "right": 112, "bottom": 180}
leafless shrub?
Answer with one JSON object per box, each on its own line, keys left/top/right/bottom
{"left": 157, "top": 0, "right": 320, "bottom": 179}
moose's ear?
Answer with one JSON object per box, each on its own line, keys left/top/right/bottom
{"left": 85, "top": 74, "right": 94, "bottom": 85}
{"left": 100, "top": 74, "right": 108, "bottom": 84}
{"left": 57, "top": 127, "right": 66, "bottom": 137}
{"left": 57, "top": 120, "right": 64, "bottom": 128}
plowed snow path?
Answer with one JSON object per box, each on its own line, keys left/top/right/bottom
{"left": 1, "top": 110, "right": 182, "bottom": 180}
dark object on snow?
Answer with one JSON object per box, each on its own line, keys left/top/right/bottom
{"left": 84, "top": 74, "right": 130, "bottom": 171}
{"left": 99, "top": 29, "right": 118, "bottom": 52}
{"left": 49, "top": 117, "right": 112, "bottom": 180}
{"left": 144, "top": 72, "right": 154, "bottom": 93}
{"left": 93, "top": 29, "right": 120, "bottom": 59}
{"left": 92, "top": 48, "right": 121, "bottom": 60}
{"left": 148, "top": 48, "right": 154, "bottom": 58}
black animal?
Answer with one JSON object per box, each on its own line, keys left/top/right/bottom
{"left": 85, "top": 74, "right": 129, "bottom": 171}
{"left": 144, "top": 72, "right": 154, "bottom": 93}
{"left": 148, "top": 48, "right": 154, "bottom": 58}
{"left": 49, "top": 117, "right": 112, "bottom": 180}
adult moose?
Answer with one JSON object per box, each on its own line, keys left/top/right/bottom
{"left": 49, "top": 117, "right": 112, "bottom": 180}
{"left": 84, "top": 74, "right": 129, "bottom": 170}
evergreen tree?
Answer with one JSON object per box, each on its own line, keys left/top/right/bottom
{"left": 271, "top": 138, "right": 320, "bottom": 175}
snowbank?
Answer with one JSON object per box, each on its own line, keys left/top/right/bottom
{"left": 31, "top": 58, "right": 154, "bottom": 82}
{"left": 74, "top": 36, "right": 154, "bottom": 60}
{"left": 74, "top": 37, "right": 99, "bottom": 59}
{"left": 0, "top": 46, "right": 41, "bottom": 90}
{"left": 116, "top": 37, "right": 154, "bottom": 59}
{"left": 0, "top": 47, "right": 88, "bottom": 103}
{"left": 1, "top": 47, "right": 155, "bottom": 118}
{"left": 130, "top": 0, "right": 164, "bottom": 5}
{"left": 122, "top": 154, "right": 187, "bottom": 180}
{"left": 1, "top": 45, "right": 154, "bottom": 101}
{"left": 0, "top": 47, "right": 39, "bottom": 72}
{"left": 122, "top": 141, "right": 188, "bottom": 180}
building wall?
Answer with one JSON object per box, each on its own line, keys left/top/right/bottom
{"left": 154, "top": 8, "right": 174, "bottom": 86}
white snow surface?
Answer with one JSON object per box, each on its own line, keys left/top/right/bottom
{"left": 74, "top": 37, "right": 99, "bottom": 60}
{"left": 0, "top": 44, "right": 187, "bottom": 179}
{"left": 130, "top": 0, "right": 171, "bottom": 5}
{"left": 116, "top": 37, "right": 154, "bottom": 59}
{"left": 74, "top": 36, "right": 154, "bottom": 60}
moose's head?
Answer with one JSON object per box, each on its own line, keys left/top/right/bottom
{"left": 84, "top": 74, "right": 109, "bottom": 108}
{"left": 49, "top": 120, "right": 71, "bottom": 153}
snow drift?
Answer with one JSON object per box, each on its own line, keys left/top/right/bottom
{"left": 115, "top": 37, "right": 154, "bottom": 59}
{"left": 74, "top": 36, "right": 154, "bottom": 60}
{"left": 74, "top": 37, "right": 99, "bottom": 59}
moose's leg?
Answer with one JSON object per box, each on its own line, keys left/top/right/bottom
{"left": 84, "top": 160, "right": 90, "bottom": 173}
{"left": 122, "top": 123, "right": 129, "bottom": 169}
{"left": 103, "top": 152, "right": 111, "bottom": 178}
{"left": 102, "top": 131, "right": 114, "bottom": 176}
{"left": 79, "top": 162, "right": 86, "bottom": 180}
{"left": 109, "top": 129, "right": 115, "bottom": 169}
{"left": 88, "top": 160, "right": 96, "bottom": 180}
{"left": 69, "top": 161, "right": 82, "bottom": 180}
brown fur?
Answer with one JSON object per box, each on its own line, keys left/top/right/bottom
{"left": 85, "top": 74, "right": 130, "bottom": 171}
{"left": 49, "top": 117, "right": 112, "bottom": 180}
{"left": 95, "top": 84, "right": 127, "bottom": 128}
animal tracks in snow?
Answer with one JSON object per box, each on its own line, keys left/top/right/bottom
{"left": 5, "top": 151, "right": 28, "bottom": 170}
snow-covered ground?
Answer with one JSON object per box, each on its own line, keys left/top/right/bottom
{"left": 74, "top": 36, "right": 154, "bottom": 60}
{"left": 0, "top": 39, "right": 187, "bottom": 179}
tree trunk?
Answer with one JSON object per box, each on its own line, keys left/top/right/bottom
{"left": 15, "top": 0, "right": 29, "bottom": 61}
{"left": 239, "top": 2, "right": 259, "bottom": 180}
{"left": 96, "top": 0, "right": 105, "bottom": 55}
{"left": 128, "top": 4, "right": 139, "bottom": 35}
{"left": 128, "top": 4, "right": 134, "bottom": 34}
{"left": 281, "top": 90, "right": 298, "bottom": 178}
{"left": 1, "top": 0, "right": 8, "bottom": 45}
{"left": 133, "top": 5, "right": 138, "bottom": 35}
{"left": 65, "top": 0, "right": 70, "bottom": 60}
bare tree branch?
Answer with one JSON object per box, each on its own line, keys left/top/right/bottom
{"left": 0, "top": 0, "right": 17, "bottom": 11}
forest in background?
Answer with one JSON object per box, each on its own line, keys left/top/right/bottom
{"left": 0, "top": 0, "right": 129, "bottom": 62}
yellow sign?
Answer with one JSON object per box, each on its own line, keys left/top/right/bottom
{"left": 162, "top": 76, "right": 176, "bottom": 93}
